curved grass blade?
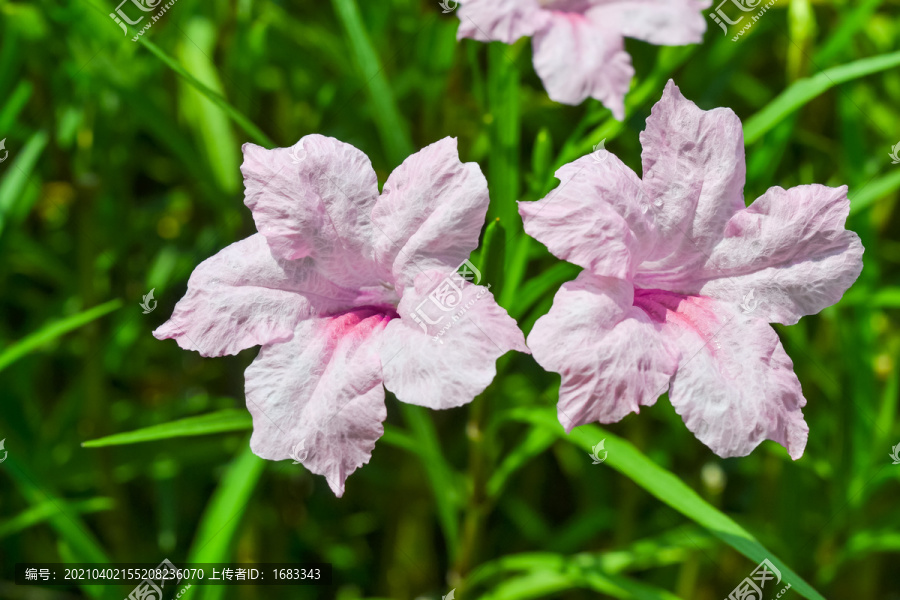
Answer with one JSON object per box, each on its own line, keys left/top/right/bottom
{"left": 187, "top": 441, "right": 266, "bottom": 600}
{"left": 0, "top": 497, "right": 114, "bottom": 539}
{"left": 139, "top": 38, "right": 275, "bottom": 149}
{"left": 0, "top": 129, "right": 48, "bottom": 239}
{"left": 744, "top": 50, "right": 900, "bottom": 144}
{"left": 81, "top": 409, "right": 252, "bottom": 448}
{"left": 0, "top": 299, "right": 122, "bottom": 373}
{"left": 331, "top": 0, "right": 414, "bottom": 166}
{"left": 506, "top": 407, "right": 826, "bottom": 600}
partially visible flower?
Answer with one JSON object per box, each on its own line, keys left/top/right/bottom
{"left": 519, "top": 81, "right": 863, "bottom": 460}
{"left": 155, "top": 136, "right": 528, "bottom": 496}
{"left": 456, "top": 0, "right": 709, "bottom": 119}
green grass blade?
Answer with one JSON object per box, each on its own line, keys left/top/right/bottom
{"left": 0, "top": 299, "right": 122, "bottom": 372}
{"left": 0, "top": 497, "right": 114, "bottom": 539}
{"left": 849, "top": 170, "right": 900, "bottom": 214}
{"left": 0, "top": 129, "right": 48, "bottom": 238}
{"left": 138, "top": 37, "right": 275, "bottom": 148}
{"left": 507, "top": 407, "right": 826, "bottom": 600}
{"left": 744, "top": 50, "right": 900, "bottom": 144}
{"left": 81, "top": 409, "right": 252, "bottom": 448}
{"left": 188, "top": 442, "right": 266, "bottom": 600}
{"left": 331, "top": 0, "right": 414, "bottom": 166}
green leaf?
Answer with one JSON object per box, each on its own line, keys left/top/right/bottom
{"left": 398, "top": 403, "right": 463, "bottom": 559}
{"left": 477, "top": 218, "right": 507, "bottom": 302}
{"left": 0, "top": 497, "right": 114, "bottom": 539}
{"left": 81, "top": 409, "right": 252, "bottom": 448}
{"left": 848, "top": 170, "right": 900, "bottom": 215}
{"left": 139, "top": 37, "right": 275, "bottom": 148}
{"left": 188, "top": 442, "right": 266, "bottom": 600}
{"left": 506, "top": 407, "right": 826, "bottom": 600}
{"left": 744, "top": 50, "right": 900, "bottom": 144}
{"left": 0, "top": 299, "right": 122, "bottom": 373}
{"left": 331, "top": 0, "right": 414, "bottom": 166}
{"left": 177, "top": 18, "right": 241, "bottom": 194}
{"left": 0, "top": 129, "right": 48, "bottom": 239}
{"left": 509, "top": 261, "right": 580, "bottom": 321}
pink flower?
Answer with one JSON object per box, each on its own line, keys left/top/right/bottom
{"left": 456, "top": 0, "right": 710, "bottom": 119}
{"left": 154, "top": 136, "right": 528, "bottom": 496}
{"left": 519, "top": 82, "right": 864, "bottom": 460}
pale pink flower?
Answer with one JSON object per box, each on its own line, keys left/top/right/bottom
{"left": 456, "top": 0, "right": 710, "bottom": 119}
{"left": 155, "top": 136, "right": 528, "bottom": 496}
{"left": 519, "top": 82, "right": 863, "bottom": 460}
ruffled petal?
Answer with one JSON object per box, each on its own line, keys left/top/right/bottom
{"left": 528, "top": 273, "right": 678, "bottom": 431}
{"left": 634, "top": 289, "right": 809, "bottom": 460}
{"left": 586, "top": 0, "right": 709, "bottom": 45}
{"left": 244, "top": 309, "right": 391, "bottom": 497}
{"left": 153, "top": 235, "right": 320, "bottom": 357}
{"left": 241, "top": 135, "right": 384, "bottom": 290}
{"left": 456, "top": 0, "right": 549, "bottom": 43}
{"left": 379, "top": 270, "right": 528, "bottom": 410}
{"left": 635, "top": 81, "right": 747, "bottom": 282}
{"left": 372, "top": 138, "right": 489, "bottom": 291}
{"left": 532, "top": 14, "right": 633, "bottom": 118}
{"left": 695, "top": 185, "right": 864, "bottom": 325}
{"left": 519, "top": 153, "right": 656, "bottom": 280}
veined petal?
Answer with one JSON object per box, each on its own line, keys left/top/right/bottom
{"left": 587, "top": 0, "right": 709, "bottom": 46}
{"left": 634, "top": 289, "right": 809, "bottom": 460}
{"left": 456, "top": 0, "right": 549, "bottom": 43}
{"left": 379, "top": 270, "right": 528, "bottom": 410}
{"left": 532, "top": 14, "right": 633, "bottom": 118}
{"left": 635, "top": 81, "right": 746, "bottom": 281}
{"left": 153, "top": 234, "right": 321, "bottom": 357}
{"left": 528, "top": 273, "right": 678, "bottom": 431}
{"left": 241, "top": 135, "right": 384, "bottom": 289}
{"left": 372, "top": 138, "right": 489, "bottom": 291}
{"left": 519, "top": 154, "right": 656, "bottom": 280}
{"left": 245, "top": 309, "right": 392, "bottom": 497}
{"left": 696, "top": 184, "right": 864, "bottom": 325}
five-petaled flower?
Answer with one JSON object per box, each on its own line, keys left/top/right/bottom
{"left": 155, "top": 136, "right": 528, "bottom": 496}
{"left": 520, "top": 81, "right": 863, "bottom": 460}
{"left": 456, "top": 0, "right": 709, "bottom": 119}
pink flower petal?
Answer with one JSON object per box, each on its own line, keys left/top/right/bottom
{"left": 379, "top": 271, "right": 528, "bottom": 410}
{"left": 245, "top": 309, "right": 392, "bottom": 497}
{"left": 635, "top": 289, "right": 809, "bottom": 459}
{"left": 532, "top": 15, "right": 633, "bottom": 118}
{"left": 587, "top": 0, "right": 709, "bottom": 45}
{"left": 241, "top": 135, "right": 384, "bottom": 290}
{"left": 696, "top": 185, "right": 864, "bottom": 325}
{"left": 372, "top": 138, "right": 489, "bottom": 291}
{"left": 519, "top": 154, "right": 656, "bottom": 280}
{"left": 529, "top": 273, "right": 678, "bottom": 431}
{"left": 457, "top": 0, "right": 549, "bottom": 43}
{"left": 635, "top": 81, "right": 746, "bottom": 281}
{"left": 153, "top": 235, "right": 319, "bottom": 357}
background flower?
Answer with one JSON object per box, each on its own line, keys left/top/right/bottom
{"left": 457, "top": 0, "right": 709, "bottom": 118}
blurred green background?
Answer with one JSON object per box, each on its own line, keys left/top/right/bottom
{"left": 1, "top": 0, "right": 899, "bottom": 598}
